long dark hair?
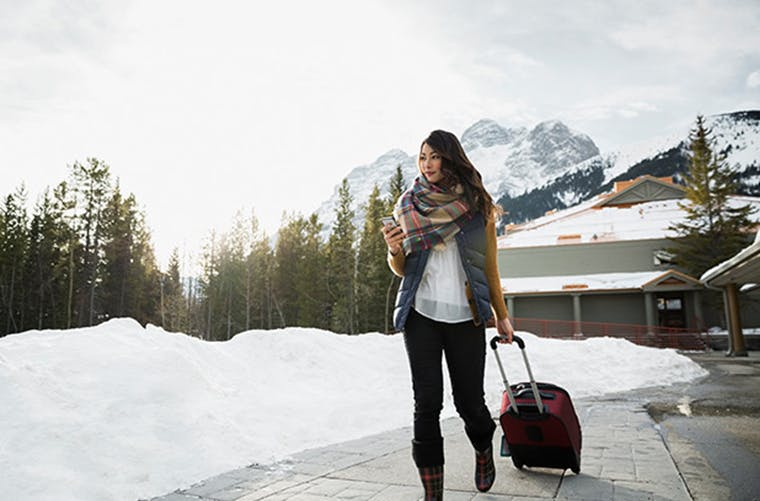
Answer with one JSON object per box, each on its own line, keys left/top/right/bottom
{"left": 421, "top": 129, "right": 501, "bottom": 218}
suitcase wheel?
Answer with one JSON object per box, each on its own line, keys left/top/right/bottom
{"left": 511, "top": 456, "right": 524, "bottom": 470}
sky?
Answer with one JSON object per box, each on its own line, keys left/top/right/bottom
{"left": 1, "top": 0, "right": 759, "bottom": 268}
{"left": 0, "top": 318, "right": 707, "bottom": 500}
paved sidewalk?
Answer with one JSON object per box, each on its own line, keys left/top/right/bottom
{"left": 147, "top": 396, "right": 691, "bottom": 501}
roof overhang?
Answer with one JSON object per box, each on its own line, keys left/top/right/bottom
{"left": 594, "top": 176, "right": 685, "bottom": 208}
{"left": 701, "top": 233, "right": 760, "bottom": 287}
{"left": 642, "top": 270, "right": 702, "bottom": 291}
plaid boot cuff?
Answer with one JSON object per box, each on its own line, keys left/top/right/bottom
{"left": 418, "top": 465, "right": 444, "bottom": 500}
{"left": 475, "top": 446, "right": 495, "bottom": 492}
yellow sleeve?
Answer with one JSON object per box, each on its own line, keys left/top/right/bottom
{"left": 485, "top": 217, "right": 509, "bottom": 320}
{"left": 387, "top": 250, "right": 406, "bottom": 277}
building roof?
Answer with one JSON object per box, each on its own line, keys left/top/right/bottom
{"left": 597, "top": 176, "right": 685, "bottom": 207}
{"left": 499, "top": 176, "right": 760, "bottom": 249}
{"left": 701, "top": 231, "right": 760, "bottom": 287}
{"left": 501, "top": 270, "right": 702, "bottom": 296}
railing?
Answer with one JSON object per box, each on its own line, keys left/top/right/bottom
{"left": 512, "top": 317, "right": 709, "bottom": 351}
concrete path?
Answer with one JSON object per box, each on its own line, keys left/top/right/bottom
{"left": 147, "top": 396, "right": 691, "bottom": 501}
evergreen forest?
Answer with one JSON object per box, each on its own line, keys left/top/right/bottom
{"left": 0, "top": 161, "right": 406, "bottom": 339}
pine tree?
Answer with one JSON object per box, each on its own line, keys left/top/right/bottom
{"left": 125, "top": 195, "right": 161, "bottom": 326}
{"left": 22, "top": 200, "right": 44, "bottom": 330}
{"left": 209, "top": 233, "right": 240, "bottom": 339}
{"left": 388, "top": 164, "right": 406, "bottom": 205}
{"left": 221, "top": 211, "right": 252, "bottom": 338}
{"left": 357, "top": 185, "right": 393, "bottom": 332}
{"left": 668, "top": 115, "right": 756, "bottom": 276}
{"left": 70, "top": 158, "right": 111, "bottom": 326}
{"left": 100, "top": 184, "right": 133, "bottom": 319}
{"left": 100, "top": 187, "right": 161, "bottom": 325}
{"left": 242, "top": 212, "right": 274, "bottom": 331}
{"left": 199, "top": 230, "right": 223, "bottom": 339}
{"left": 199, "top": 231, "right": 217, "bottom": 339}
{"left": 45, "top": 181, "right": 81, "bottom": 329}
{"left": 327, "top": 178, "right": 357, "bottom": 334}
{"left": 242, "top": 210, "right": 260, "bottom": 331}
{"left": 250, "top": 231, "right": 275, "bottom": 329}
{"left": 23, "top": 189, "right": 68, "bottom": 330}
{"left": 294, "top": 213, "right": 330, "bottom": 328}
{"left": 163, "top": 247, "right": 185, "bottom": 332}
{"left": 271, "top": 212, "right": 331, "bottom": 328}
{"left": 273, "top": 213, "right": 307, "bottom": 326}
{"left": 384, "top": 165, "right": 406, "bottom": 332}
{"left": 0, "top": 186, "right": 29, "bottom": 335}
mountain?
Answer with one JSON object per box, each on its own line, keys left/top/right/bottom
{"left": 460, "top": 119, "right": 520, "bottom": 150}
{"left": 314, "top": 149, "right": 417, "bottom": 235}
{"left": 464, "top": 119, "right": 599, "bottom": 199}
{"left": 315, "top": 118, "right": 599, "bottom": 233}
{"left": 498, "top": 110, "right": 760, "bottom": 224}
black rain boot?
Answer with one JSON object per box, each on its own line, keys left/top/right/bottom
{"left": 417, "top": 464, "right": 444, "bottom": 500}
{"left": 475, "top": 446, "right": 495, "bottom": 492}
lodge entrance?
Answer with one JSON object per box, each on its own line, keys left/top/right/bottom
{"left": 657, "top": 293, "right": 686, "bottom": 328}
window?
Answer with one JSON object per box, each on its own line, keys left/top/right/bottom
{"left": 666, "top": 298, "right": 682, "bottom": 310}
{"left": 657, "top": 297, "right": 682, "bottom": 310}
{"left": 653, "top": 249, "right": 675, "bottom": 265}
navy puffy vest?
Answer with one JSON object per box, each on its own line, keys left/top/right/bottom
{"left": 393, "top": 214, "right": 493, "bottom": 331}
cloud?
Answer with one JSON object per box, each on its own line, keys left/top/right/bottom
{"left": 610, "top": 1, "right": 760, "bottom": 62}
{"left": 748, "top": 70, "right": 760, "bottom": 88}
{"left": 558, "top": 86, "right": 678, "bottom": 122}
{"left": 0, "top": 1, "right": 125, "bottom": 122}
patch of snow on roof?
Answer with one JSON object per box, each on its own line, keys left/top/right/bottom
{"left": 500, "top": 195, "right": 760, "bottom": 249}
{"left": 501, "top": 271, "right": 664, "bottom": 294}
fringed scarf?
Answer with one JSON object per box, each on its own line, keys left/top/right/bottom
{"left": 393, "top": 175, "right": 472, "bottom": 255}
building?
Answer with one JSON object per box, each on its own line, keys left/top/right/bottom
{"left": 497, "top": 176, "right": 760, "bottom": 342}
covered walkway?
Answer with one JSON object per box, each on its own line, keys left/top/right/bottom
{"left": 701, "top": 232, "right": 760, "bottom": 356}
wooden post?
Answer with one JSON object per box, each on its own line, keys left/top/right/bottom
{"left": 644, "top": 292, "right": 655, "bottom": 336}
{"left": 725, "top": 283, "right": 747, "bottom": 357}
{"left": 572, "top": 294, "right": 582, "bottom": 336}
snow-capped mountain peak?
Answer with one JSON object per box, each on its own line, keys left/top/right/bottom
{"left": 526, "top": 120, "right": 599, "bottom": 174}
{"left": 460, "top": 119, "right": 519, "bottom": 151}
{"left": 497, "top": 110, "right": 760, "bottom": 224}
{"left": 315, "top": 118, "right": 600, "bottom": 233}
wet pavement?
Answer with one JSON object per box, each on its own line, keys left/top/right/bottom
{"left": 640, "top": 351, "right": 760, "bottom": 501}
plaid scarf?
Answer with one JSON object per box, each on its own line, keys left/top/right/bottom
{"left": 393, "top": 175, "right": 471, "bottom": 255}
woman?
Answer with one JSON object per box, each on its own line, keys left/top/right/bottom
{"left": 383, "top": 129, "right": 514, "bottom": 500}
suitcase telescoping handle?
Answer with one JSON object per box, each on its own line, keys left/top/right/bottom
{"left": 489, "top": 335, "right": 544, "bottom": 415}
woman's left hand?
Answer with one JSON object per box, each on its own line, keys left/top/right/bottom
{"left": 495, "top": 317, "right": 514, "bottom": 344}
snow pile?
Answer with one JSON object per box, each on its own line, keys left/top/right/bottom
{"left": 0, "top": 319, "right": 707, "bottom": 501}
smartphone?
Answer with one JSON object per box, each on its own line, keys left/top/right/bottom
{"left": 380, "top": 216, "right": 398, "bottom": 228}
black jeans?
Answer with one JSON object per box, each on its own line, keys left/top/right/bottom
{"left": 404, "top": 308, "right": 496, "bottom": 467}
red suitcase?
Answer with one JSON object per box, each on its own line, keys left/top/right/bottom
{"left": 490, "top": 335, "right": 582, "bottom": 473}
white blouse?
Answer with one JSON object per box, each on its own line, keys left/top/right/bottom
{"left": 414, "top": 239, "right": 473, "bottom": 323}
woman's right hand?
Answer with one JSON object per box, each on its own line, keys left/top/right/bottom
{"left": 382, "top": 224, "right": 405, "bottom": 255}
